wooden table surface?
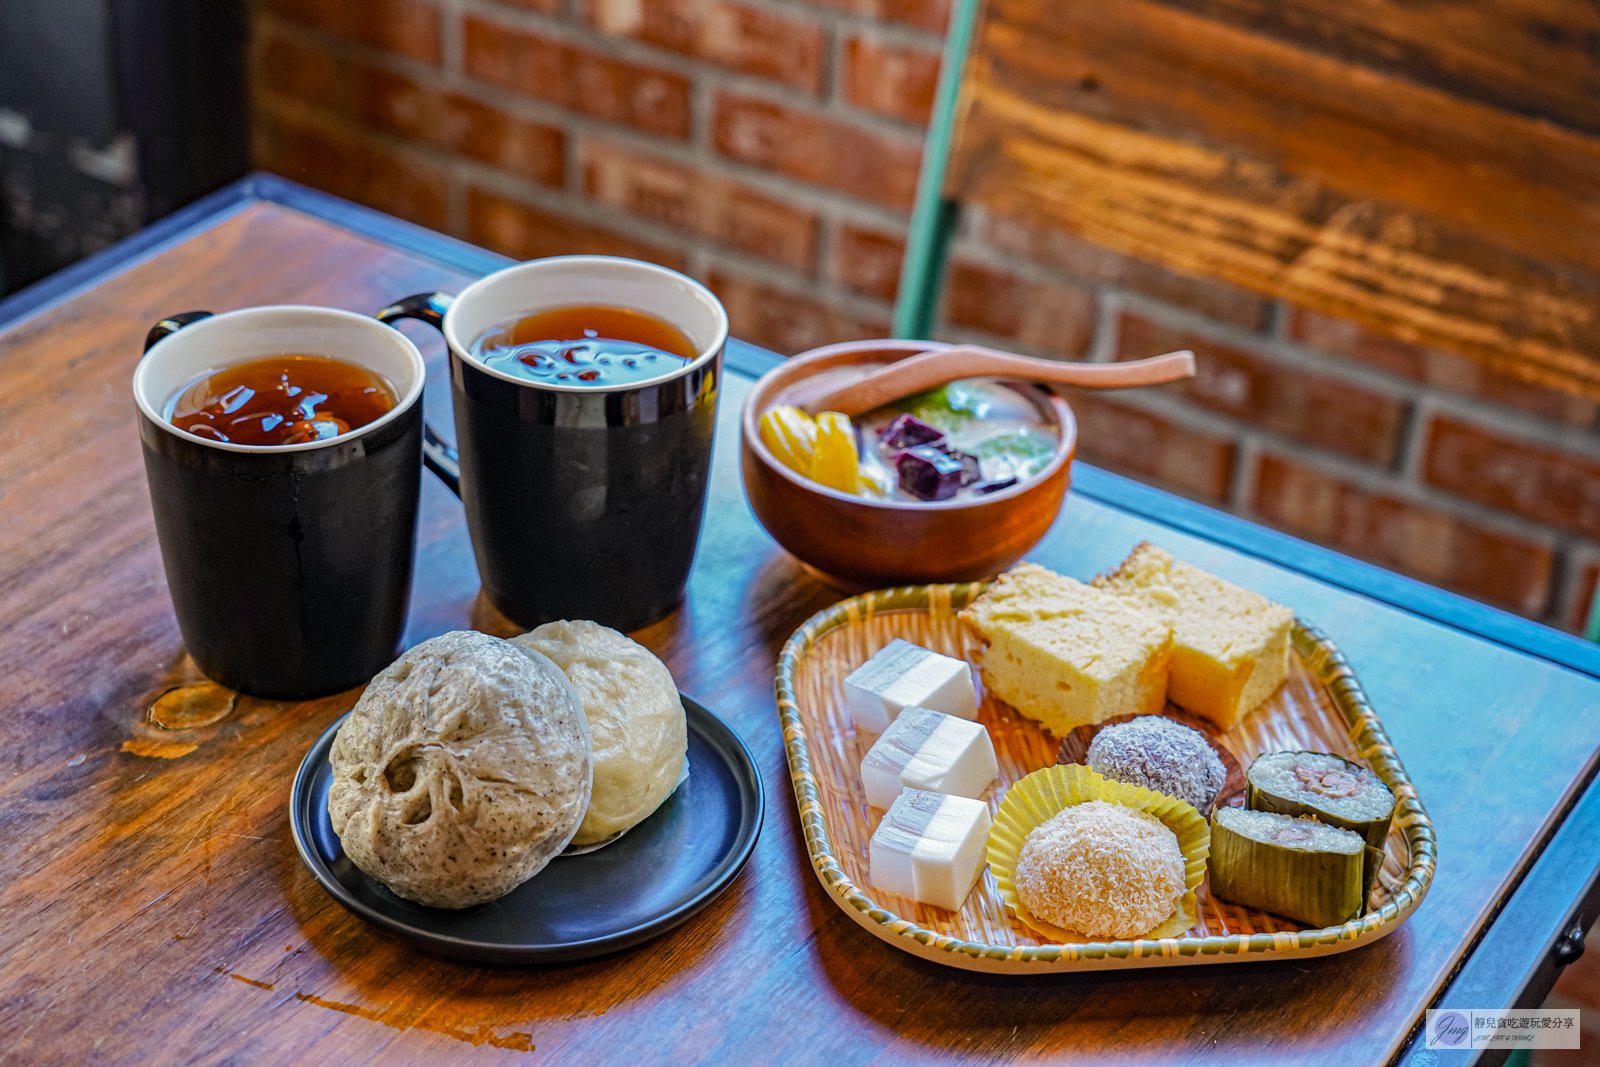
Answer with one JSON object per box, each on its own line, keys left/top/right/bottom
{"left": 3, "top": 181, "right": 1599, "bottom": 1066}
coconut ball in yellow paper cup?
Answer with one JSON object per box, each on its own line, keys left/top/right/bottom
{"left": 987, "top": 764, "right": 1210, "bottom": 942}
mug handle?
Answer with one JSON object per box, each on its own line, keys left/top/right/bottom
{"left": 144, "top": 311, "right": 214, "bottom": 353}
{"left": 375, "top": 292, "right": 462, "bottom": 498}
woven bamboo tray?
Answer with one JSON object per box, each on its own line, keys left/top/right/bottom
{"left": 776, "top": 582, "right": 1436, "bottom": 973}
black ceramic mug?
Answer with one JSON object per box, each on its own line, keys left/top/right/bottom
{"left": 134, "top": 306, "right": 428, "bottom": 699}
{"left": 378, "top": 256, "right": 729, "bottom": 632}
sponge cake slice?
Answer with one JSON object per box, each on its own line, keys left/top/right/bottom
{"left": 959, "top": 563, "right": 1172, "bottom": 736}
{"left": 1094, "top": 543, "right": 1293, "bottom": 730}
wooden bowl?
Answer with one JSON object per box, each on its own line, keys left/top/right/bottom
{"left": 739, "top": 339, "right": 1077, "bottom": 588}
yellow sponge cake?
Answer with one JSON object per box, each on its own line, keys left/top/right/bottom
{"left": 1094, "top": 543, "right": 1293, "bottom": 729}
{"left": 959, "top": 563, "right": 1172, "bottom": 736}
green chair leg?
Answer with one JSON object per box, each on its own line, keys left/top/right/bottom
{"left": 892, "top": 0, "right": 982, "bottom": 342}
{"left": 1586, "top": 580, "right": 1600, "bottom": 643}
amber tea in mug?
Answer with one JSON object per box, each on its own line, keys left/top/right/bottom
{"left": 166, "top": 354, "right": 397, "bottom": 445}
{"left": 470, "top": 305, "right": 696, "bottom": 387}
{"left": 135, "top": 305, "right": 427, "bottom": 699}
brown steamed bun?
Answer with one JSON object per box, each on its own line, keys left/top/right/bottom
{"left": 327, "top": 630, "right": 592, "bottom": 909}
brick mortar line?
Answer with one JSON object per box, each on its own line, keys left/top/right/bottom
{"left": 1547, "top": 551, "right": 1580, "bottom": 628}
{"left": 1064, "top": 436, "right": 1580, "bottom": 633}
{"left": 258, "top": 86, "right": 915, "bottom": 318}
{"left": 432, "top": 124, "right": 899, "bottom": 323}
{"left": 821, "top": 15, "right": 947, "bottom": 50}
{"left": 562, "top": 117, "right": 589, "bottom": 201}
{"left": 1265, "top": 300, "right": 1291, "bottom": 340}
{"left": 1237, "top": 502, "right": 1570, "bottom": 624}
{"left": 471, "top": 0, "right": 950, "bottom": 50}
{"left": 685, "top": 53, "right": 933, "bottom": 141}
{"left": 1090, "top": 290, "right": 1412, "bottom": 395}
{"left": 1076, "top": 377, "right": 1600, "bottom": 624}
{"left": 1558, "top": 547, "right": 1600, "bottom": 630}
{"left": 1004, "top": 255, "right": 1600, "bottom": 459}
{"left": 561, "top": 116, "right": 916, "bottom": 230}
{"left": 457, "top": 152, "right": 705, "bottom": 248}
{"left": 1085, "top": 290, "right": 1122, "bottom": 365}
{"left": 1236, "top": 434, "right": 1584, "bottom": 553}
{"left": 430, "top": 0, "right": 831, "bottom": 106}
{"left": 824, "top": 19, "right": 845, "bottom": 106}
{"left": 532, "top": 93, "right": 918, "bottom": 227}
{"left": 1401, "top": 385, "right": 1600, "bottom": 462}
{"left": 257, "top": 53, "right": 920, "bottom": 236}
{"left": 960, "top": 218, "right": 1585, "bottom": 408}
{"left": 253, "top": 92, "right": 665, "bottom": 250}
{"left": 452, "top": 0, "right": 936, "bottom": 141}
{"left": 439, "top": 0, "right": 466, "bottom": 75}
{"left": 945, "top": 234, "right": 1111, "bottom": 302}
{"left": 687, "top": 58, "right": 718, "bottom": 159}
{"left": 987, "top": 363, "right": 1583, "bottom": 550}
{"left": 934, "top": 323, "right": 1066, "bottom": 356}
{"left": 691, "top": 0, "right": 948, "bottom": 48}
{"left": 257, "top": 13, "right": 446, "bottom": 85}
{"left": 1229, "top": 433, "right": 1262, "bottom": 513}
{"left": 937, "top": 252, "right": 1310, "bottom": 390}
{"left": 953, "top": 227, "right": 1276, "bottom": 335}
{"left": 816, "top": 215, "right": 843, "bottom": 295}
{"left": 1076, "top": 418, "right": 1586, "bottom": 624}
{"left": 1391, "top": 391, "right": 1424, "bottom": 480}
{"left": 701, "top": 244, "right": 896, "bottom": 321}
{"left": 266, "top": 16, "right": 934, "bottom": 218}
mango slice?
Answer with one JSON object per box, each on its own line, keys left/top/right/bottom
{"left": 810, "top": 411, "right": 860, "bottom": 494}
{"left": 760, "top": 404, "right": 817, "bottom": 476}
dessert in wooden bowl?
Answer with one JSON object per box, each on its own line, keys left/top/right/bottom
{"left": 740, "top": 339, "right": 1078, "bottom": 588}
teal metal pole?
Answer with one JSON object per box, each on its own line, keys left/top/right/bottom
{"left": 892, "top": 0, "right": 983, "bottom": 341}
{"left": 1586, "top": 578, "right": 1600, "bottom": 643}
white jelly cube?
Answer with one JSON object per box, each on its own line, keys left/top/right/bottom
{"left": 868, "top": 788, "right": 991, "bottom": 911}
{"left": 842, "top": 639, "right": 977, "bottom": 734}
{"left": 860, "top": 706, "right": 998, "bottom": 809}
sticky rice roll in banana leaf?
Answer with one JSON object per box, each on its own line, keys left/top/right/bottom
{"left": 1208, "top": 808, "right": 1369, "bottom": 929}
{"left": 1245, "top": 750, "right": 1396, "bottom": 849}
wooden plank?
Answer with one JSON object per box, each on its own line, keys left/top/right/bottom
{"left": 1148, "top": 0, "right": 1600, "bottom": 138}
{"left": 969, "top": 0, "right": 1600, "bottom": 278}
{"left": 5, "top": 196, "right": 1600, "bottom": 1065}
{"left": 947, "top": 0, "right": 1600, "bottom": 400}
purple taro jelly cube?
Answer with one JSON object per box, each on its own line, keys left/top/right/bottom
{"left": 878, "top": 414, "right": 945, "bottom": 451}
{"left": 896, "top": 445, "right": 967, "bottom": 501}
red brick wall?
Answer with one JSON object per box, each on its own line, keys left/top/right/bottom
{"left": 249, "top": 0, "right": 1600, "bottom": 635}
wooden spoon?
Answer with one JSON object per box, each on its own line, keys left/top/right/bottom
{"left": 799, "top": 344, "right": 1196, "bottom": 416}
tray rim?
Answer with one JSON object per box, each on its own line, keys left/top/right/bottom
{"left": 775, "top": 581, "right": 1438, "bottom": 973}
{"left": 289, "top": 692, "right": 764, "bottom": 965}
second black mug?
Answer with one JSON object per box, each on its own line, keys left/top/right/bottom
{"left": 380, "top": 256, "right": 730, "bottom": 633}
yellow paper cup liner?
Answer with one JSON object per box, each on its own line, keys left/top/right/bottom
{"left": 987, "top": 764, "right": 1212, "bottom": 943}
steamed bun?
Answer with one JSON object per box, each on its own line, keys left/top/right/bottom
{"left": 327, "top": 630, "right": 592, "bottom": 909}
{"left": 512, "top": 620, "right": 686, "bottom": 849}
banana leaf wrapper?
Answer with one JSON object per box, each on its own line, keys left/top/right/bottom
{"left": 1245, "top": 751, "right": 1396, "bottom": 849}
{"left": 1209, "top": 808, "right": 1366, "bottom": 929}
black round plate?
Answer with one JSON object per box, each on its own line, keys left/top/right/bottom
{"left": 289, "top": 694, "right": 763, "bottom": 964}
